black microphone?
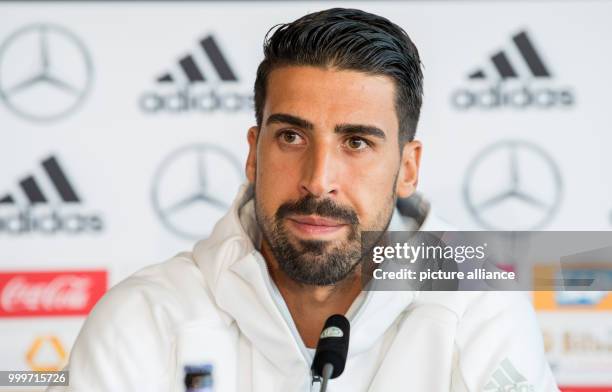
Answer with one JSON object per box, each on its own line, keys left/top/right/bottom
{"left": 311, "top": 314, "right": 350, "bottom": 392}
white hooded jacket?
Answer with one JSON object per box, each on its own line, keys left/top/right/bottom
{"left": 50, "top": 184, "right": 559, "bottom": 392}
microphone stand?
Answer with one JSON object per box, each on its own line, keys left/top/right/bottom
{"left": 320, "top": 363, "right": 334, "bottom": 392}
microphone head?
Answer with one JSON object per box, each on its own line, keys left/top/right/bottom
{"left": 311, "top": 314, "right": 350, "bottom": 379}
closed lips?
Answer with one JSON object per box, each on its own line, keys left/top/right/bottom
{"left": 288, "top": 215, "right": 345, "bottom": 227}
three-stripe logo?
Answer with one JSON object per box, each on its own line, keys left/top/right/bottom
{"left": 451, "top": 29, "right": 575, "bottom": 110}
{"left": 468, "top": 31, "right": 550, "bottom": 80}
{"left": 0, "top": 155, "right": 103, "bottom": 235}
{"left": 483, "top": 358, "right": 535, "bottom": 392}
{"left": 0, "top": 156, "right": 80, "bottom": 206}
{"left": 156, "top": 36, "right": 237, "bottom": 84}
{"left": 139, "top": 34, "right": 253, "bottom": 113}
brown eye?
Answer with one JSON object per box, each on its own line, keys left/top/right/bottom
{"left": 279, "top": 130, "right": 305, "bottom": 145}
{"left": 346, "top": 137, "right": 369, "bottom": 150}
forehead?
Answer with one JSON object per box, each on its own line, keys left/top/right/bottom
{"left": 263, "top": 66, "right": 399, "bottom": 133}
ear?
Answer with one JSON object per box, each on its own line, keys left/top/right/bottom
{"left": 396, "top": 140, "right": 422, "bottom": 198}
{"left": 245, "top": 126, "right": 259, "bottom": 184}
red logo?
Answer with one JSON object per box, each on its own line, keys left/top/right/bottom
{"left": 0, "top": 270, "right": 107, "bottom": 317}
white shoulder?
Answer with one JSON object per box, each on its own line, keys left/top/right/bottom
{"left": 411, "top": 291, "right": 557, "bottom": 391}
{"left": 52, "top": 254, "right": 227, "bottom": 392}
{"left": 90, "top": 253, "right": 225, "bottom": 328}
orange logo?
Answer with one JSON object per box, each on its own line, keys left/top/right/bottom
{"left": 26, "top": 335, "right": 67, "bottom": 371}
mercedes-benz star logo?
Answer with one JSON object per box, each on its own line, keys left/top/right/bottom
{"left": 152, "top": 144, "right": 244, "bottom": 240}
{"left": 0, "top": 23, "right": 93, "bottom": 122}
{"left": 463, "top": 140, "right": 563, "bottom": 230}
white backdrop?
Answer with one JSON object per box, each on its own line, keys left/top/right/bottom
{"left": 0, "top": 1, "right": 611, "bottom": 389}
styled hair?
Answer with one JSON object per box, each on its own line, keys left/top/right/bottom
{"left": 254, "top": 8, "right": 423, "bottom": 145}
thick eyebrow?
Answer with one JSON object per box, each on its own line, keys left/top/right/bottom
{"left": 334, "top": 124, "right": 387, "bottom": 140}
{"left": 265, "top": 113, "right": 313, "bottom": 130}
{"left": 265, "top": 113, "right": 387, "bottom": 140}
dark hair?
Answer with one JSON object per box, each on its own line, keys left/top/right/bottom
{"left": 254, "top": 8, "right": 423, "bottom": 145}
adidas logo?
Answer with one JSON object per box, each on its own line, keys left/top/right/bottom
{"left": 451, "top": 30, "right": 575, "bottom": 110}
{"left": 157, "top": 36, "right": 237, "bottom": 84}
{"left": 139, "top": 34, "right": 253, "bottom": 113}
{"left": 0, "top": 155, "right": 103, "bottom": 235}
{"left": 468, "top": 31, "right": 550, "bottom": 80}
{"left": 0, "top": 156, "right": 80, "bottom": 206}
{"left": 483, "top": 358, "right": 535, "bottom": 392}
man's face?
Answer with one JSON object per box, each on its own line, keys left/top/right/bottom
{"left": 246, "top": 66, "right": 420, "bottom": 286}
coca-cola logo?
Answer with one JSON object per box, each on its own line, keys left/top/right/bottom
{"left": 0, "top": 270, "right": 107, "bottom": 317}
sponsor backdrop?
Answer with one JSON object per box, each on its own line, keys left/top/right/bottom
{"left": 0, "top": 0, "right": 611, "bottom": 390}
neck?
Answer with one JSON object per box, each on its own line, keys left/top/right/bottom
{"left": 261, "top": 239, "right": 362, "bottom": 348}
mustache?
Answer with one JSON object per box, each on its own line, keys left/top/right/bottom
{"left": 275, "top": 195, "right": 359, "bottom": 225}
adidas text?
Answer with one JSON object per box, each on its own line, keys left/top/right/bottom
{"left": 484, "top": 384, "right": 535, "bottom": 392}
{"left": 0, "top": 208, "right": 104, "bottom": 235}
{"left": 140, "top": 86, "right": 254, "bottom": 113}
{"left": 452, "top": 82, "right": 575, "bottom": 110}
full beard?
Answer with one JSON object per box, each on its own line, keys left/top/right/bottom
{"left": 255, "top": 187, "right": 396, "bottom": 286}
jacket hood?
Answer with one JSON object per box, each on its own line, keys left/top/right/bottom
{"left": 192, "top": 183, "right": 434, "bottom": 377}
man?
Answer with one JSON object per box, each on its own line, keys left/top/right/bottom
{"left": 51, "top": 8, "right": 558, "bottom": 391}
